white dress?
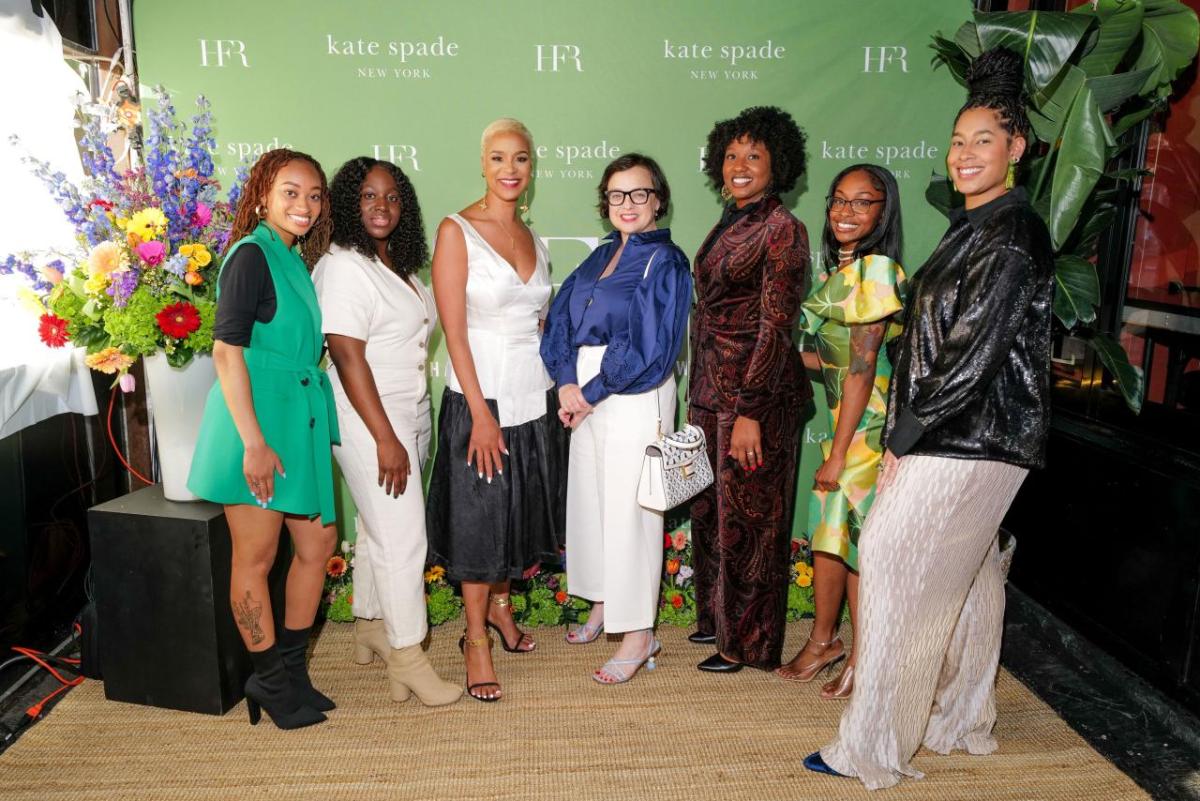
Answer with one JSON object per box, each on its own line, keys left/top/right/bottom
{"left": 313, "top": 243, "right": 437, "bottom": 648}
{"left": 426, "top": 214, "right": 567, "bottom": 583}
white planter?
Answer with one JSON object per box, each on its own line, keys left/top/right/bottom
{"left": 142, "top": 352, "right": 217, "bottom": 502}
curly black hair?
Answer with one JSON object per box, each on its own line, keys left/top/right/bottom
{"left": 329, "top": 157, "right": 427, "bottom": 278}
{"left": 957, "top": 47, "right": 1030, "bottom": 140}
{"left": 702, "top": 106, "right": 807, "bottom": 196}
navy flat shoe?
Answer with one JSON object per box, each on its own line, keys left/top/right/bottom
{"left": 803, "top": 751, "right": 847, "bottom": 777}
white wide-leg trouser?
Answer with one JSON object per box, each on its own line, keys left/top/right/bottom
{"left": 566, "top": 345, "right": 676, "bottom": 634}
{"left": 333, "top": 393, "right": 431, "bottom": 649}
{"left": 820, "top": 454, "right": 1028, "bottom": 790}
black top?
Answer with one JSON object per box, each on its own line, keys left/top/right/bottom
{"left": 213, "top": 243, "right": 277, "bottom": 347}
{"left": 885, "top": 187, "right": 1055, "bottom": 469}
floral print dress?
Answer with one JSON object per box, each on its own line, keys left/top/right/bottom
{"left": 800, "top": 254, "right": 906, "bottom": 571}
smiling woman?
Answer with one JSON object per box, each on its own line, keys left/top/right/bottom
{"left": 424, "top": 118, "right": 569, "bottom": 703}
{"left": 187, "top": 148, "right": 341, "bottom": 731}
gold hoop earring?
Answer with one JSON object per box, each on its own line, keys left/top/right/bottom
{"left": 254, "top": 204, "right": 265, "bottom": 219}
{"left": 1005, "top": 159, "right": 1018, "bottom": 190}
{"left": 720, "top": 186, "right": 733, "bottom": 202}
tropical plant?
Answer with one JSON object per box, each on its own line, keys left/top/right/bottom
{"left": 929, "top": 0, "right": 1200, "bottom": 412}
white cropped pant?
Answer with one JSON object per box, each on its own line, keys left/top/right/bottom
{"left": 566, "top": 345, "right": 676, "bottom": 634}
{"left": 332, "top": 393, "right": 431, "bottom": 649}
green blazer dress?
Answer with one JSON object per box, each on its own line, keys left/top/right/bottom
{"left": 187, "top": 222, "right": 340, "bottom": 525}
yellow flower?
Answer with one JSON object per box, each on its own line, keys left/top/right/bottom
{"left": 423, "top": 565, "right": 446, "bottom": 583}
{"left": 179, "top": 243, "right": 212, "bottom": 269}
{"left": 84, "top": 272, "right": 110, "bottom": 295}
{"left": 114, "top": 215, "right": 129, "bottom": 230}
{"left": 87, "top": 241, "right": 123, "bottom": 277}
{"left": 794, "top": 561, "right": 814, "bottom": 587}
{"left": 796, "top": 572, "right": 812, "bottom": 588}
{"left": 85, "top": 347, "right": 134, "bottom": 375}
{"left": 16, "top": 286, "right": 46, "bottom": 315}
{"left": 127, "top": 208, "right": 168, "bottom": 241}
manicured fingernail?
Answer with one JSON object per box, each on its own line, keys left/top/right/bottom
{"left": 487, "top": 476, "right": 492, "bottom": 484}
{"left": 478, "top": 472, "right": 484, "bottom": 479}
{"left": 268, "top": 496, "right": 273, "bottom": 503}
{"left": 498, "top": 468, "right": 503, "bottom": 476}
{"left": 281, "top": 472, "right": 287, "bottom": 479}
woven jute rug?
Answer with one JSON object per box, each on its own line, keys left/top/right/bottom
{"left": 0, "top": 620, "right": 1148, "bottom": 801}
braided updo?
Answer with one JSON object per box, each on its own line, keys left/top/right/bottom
{"left": 958, "top": 47, "right": 1030, "bottom": 140}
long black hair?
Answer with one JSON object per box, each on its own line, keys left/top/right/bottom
{"left": 820, "top": 163, "right": 903, "bottom": 271}
{"left": 329, "top": 157, "right": 427, "bottom": 278}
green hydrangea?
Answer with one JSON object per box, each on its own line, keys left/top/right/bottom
{"left": 787, "top": 582, "right": 816, "bottom": 621}
{"left": 326, "top": 589, "right": 354, "bottom": 623}
{"left": 103, "top": 286, "right": 162, "bottom": 356}
{"left": 183, "top": 297, "right": 215, "bottom": 354}
{"left": 426, "top": 583, "right": 462, "bottom": 626}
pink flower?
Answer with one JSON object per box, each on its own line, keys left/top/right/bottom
{"left": 136, "top": 240, "right": 165, "bottom": 266}
{"left": 118, "top": 372, "right": 137, "bottom": 393}
{"left": 39, "top": 264, "right": 63, "bottom": 286}
{"left": 671, "top": 530, "right": 688, "bottom": 551}
{"left": 191, "top": 202, "right": 212, "bottom": 228}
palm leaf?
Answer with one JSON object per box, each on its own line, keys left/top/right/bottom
{"left": 1087, "top": 66, "right": 1160, "bottom": 112}
{"left": 1074, "top": 0, "right": 1146, "bottom": 77}
{"left": 1089, "top": 332, "right": 1145, "bottom": 412}
{"left": 976, "top": 11, "right": 1096, "bottom": 93}
{"left": 1049, "top": 84, "right": 1114, "bottom": 249}
{"left": 1052, "top": 255, "right": 1100, "bottom": 329}
{"left": 1132, "top": 0, "right": 1200, "bottom": 98}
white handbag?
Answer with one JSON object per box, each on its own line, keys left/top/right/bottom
{"left": 634, "top": 246, "right": 714, "bottom": 512}
{"left": 637, "top": 422, "right": 713, "bottom": 512}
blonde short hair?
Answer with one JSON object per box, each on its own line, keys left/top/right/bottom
{"left": 481, "top": 117, "right": 534, "bottom": 156}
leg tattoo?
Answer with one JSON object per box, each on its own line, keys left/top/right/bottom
{"left": 233, "top": 591, "right": 266, "bottom": 645}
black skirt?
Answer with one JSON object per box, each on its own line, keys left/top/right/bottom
{"left": 426, "top": 388, "right": 568, "bottom": 582}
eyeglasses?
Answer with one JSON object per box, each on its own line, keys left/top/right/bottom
{"left": 605, "top": 188, "right": 657, "bottom": 206}
{"left": 826, "top": 197, "right": 884, "bottom": 213}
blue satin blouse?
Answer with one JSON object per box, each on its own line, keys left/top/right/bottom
{"left": 540, "top": 228, "right": 692, "bottom": 405}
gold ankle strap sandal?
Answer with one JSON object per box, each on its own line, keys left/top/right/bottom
{"left": 458, "top": 630, "right": 493, "bottom": 652}
{"left": 490, "top": 595, "right": 512, "bottom": 608}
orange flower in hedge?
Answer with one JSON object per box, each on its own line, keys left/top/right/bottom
{"left": 326, "top": 555, "right": 347, "bottom": 578}
{"left": 184, "top": 271, "right": 203, "bottom": 286}
{"left": 670, "top": 594, "right": 684, "bottom": 609}
{"left": 554, "top": 590, "right": 568, "bottom": 604}
{"left": 424, "top": 565, "right": 445, "bottom": 583}
{"left": 665, "top": 558, "right": 681, "bottom": 576}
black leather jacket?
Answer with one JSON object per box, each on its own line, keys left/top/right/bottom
{"left": 885, "top": 188, "right": 1054, "bottom": 469}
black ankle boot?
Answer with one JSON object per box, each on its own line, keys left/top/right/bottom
{"left": 245, "top": 645, "right": 326, "bottom": 729}
{"left": 277, "top": 626, "right": 336, "bottom": 711}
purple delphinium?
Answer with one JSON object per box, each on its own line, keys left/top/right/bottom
{"left": 1, "top": 254, "right": 53, "bottom": 293}
{"left": 226, "top": 164, "right": 250, "bottom": 214}
{"left": 106, "top": 268, "right": 140, "bottom": 308}
{"left": 143, "top": 90, "right": 183, "bottom": 237}
{"left": 163, "top": 253, "right": 189, "bottom": 278}
{"left": 79, "top": 113, "right": 121, "bottom": 199}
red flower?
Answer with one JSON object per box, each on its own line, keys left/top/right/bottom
{"left": 670, "top": 594, "right": 684, "bottom": 609}
{"left": 155, "top": 301, "right": 201, "bottom": 339}
{"left": 554, "top": 591, "right": 568, "bottom": 604}
{"left": 663, "top": 533, "right": 673, "bottom": 549}
{"left": 38, "top": 313, "right": 70, "bottom": 347}
{"left": 88, "top": 198, "right": 114, "bottom": 211}
{"left": 790, "top": 539, "right": 800, "bottom": 556}
{"left": 326, "top": 556, "right": 347, "bottom": 578}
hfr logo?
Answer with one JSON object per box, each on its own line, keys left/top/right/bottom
{"left": 536, "top": 45, "right": 583, "bottom": 72}
{"left": 199, "top": 39, "right": 250, "bottom": 67}
{"left": 862, "top": 46, "right": 908, "bottom": 73}
{"left": 373, "top": 144, "right": 422, "bottom": 172}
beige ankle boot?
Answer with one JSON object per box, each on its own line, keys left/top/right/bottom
{"left": 353, "top": 619, "right": 390, "bottom": 666}
{"left": 387, "top": 644, "right": 463, "bottom": 706}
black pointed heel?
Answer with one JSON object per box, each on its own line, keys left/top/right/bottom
{"left": 243, "top": 645, "right": 327, "bottom": 730}
{"left": 247, "top": 698, "right": 262, "bottom": 725}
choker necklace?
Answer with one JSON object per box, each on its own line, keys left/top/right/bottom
{"left": 837, "top": 248, "right": 855, "bottom": 262}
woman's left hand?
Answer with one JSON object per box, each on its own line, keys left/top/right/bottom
{"left": 729, "top": 415, "right": 763, "bottom": 472}
{"left": 813, "top": 454, "right": 845, "bottom": 492}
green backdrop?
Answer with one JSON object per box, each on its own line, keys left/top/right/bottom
{"left": 133, "top": 0, "right": 971, "bottom": 541}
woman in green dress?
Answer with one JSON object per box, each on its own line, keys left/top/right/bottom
{"left": 776, "top": 164, "right": 905, "bottom": 699}
{"left": 187, "top": 149, "right": 337, "bottom": 729}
